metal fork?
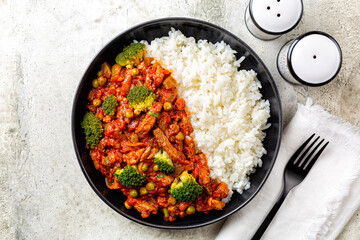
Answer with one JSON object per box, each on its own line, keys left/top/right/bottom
{"left": 252, "top": 134, "right": 329, "bottom": 240}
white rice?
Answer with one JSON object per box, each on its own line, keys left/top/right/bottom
{"left": 143, "top": 29, "right": 270, "bottom": 200}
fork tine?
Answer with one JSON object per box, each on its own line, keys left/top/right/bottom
{"left": 289, "top": 133, "right": 315, "bottom": 164}
{"left": 303, "top": 141, "right": 329, "bottom": 171}
{"left": 297, "top": 136, "right": 320, "bottom": 167}
{"left": 298, "top": 138, "right": 323, "bottom": 168}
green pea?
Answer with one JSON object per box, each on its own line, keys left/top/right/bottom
{"left": 146, "top": 182, "right": 155, "bottom": 191}
{"left": 186, "top": 206, "right": 196, "bottom": 215}
{"left": 93, "top": 99, "right": 102, "bottom": 107}
{"left": 134, "top": 109, "right": 141, "bottom": 115}
{"left": 141, "top": 163, "right": 148, "bottom": 171}
{"left": 98, "top": 76, "right": 107, "bottom": 86}
{"left": 125, "top": 109, "right": 134, "bottom": 119}
{"left": 129, "top": 189, "right": 138, "bottom": 198}
{"left": 131, "top": 68, "right": 139, "bottom": 76}
{"left": 153, "top": 165, "right": 159, "bottom": 171}
{"left": 92, "top": 79, "right": 99, "bottom": 88}
{"left": 163, "top": 102, "right": 172, "bottom": 111}
{"left": 140, "top": 187, "right": 148, "bottom": 195}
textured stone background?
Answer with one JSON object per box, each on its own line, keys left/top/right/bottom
{"left": 0, "top": 0, "right": 359, "bottom": 239}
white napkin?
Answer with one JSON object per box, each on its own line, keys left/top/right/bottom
{"left": 216, "top": 99, "right": 360, "bottom": 240}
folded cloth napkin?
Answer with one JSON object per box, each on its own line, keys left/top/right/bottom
{"left": 216, "top": 99, "right": 360, "bottom": 240}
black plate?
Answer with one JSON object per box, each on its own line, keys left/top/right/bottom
{"left": 72, "top": 17, "right": 282, "bottom": 229}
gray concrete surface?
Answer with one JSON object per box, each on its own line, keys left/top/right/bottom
{"left": 0, "top": 0, "right": 359, "bottom": 239}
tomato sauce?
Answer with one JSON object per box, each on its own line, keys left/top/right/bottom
{"left": 85, "top": 58, "right": 229, "bottom": 221}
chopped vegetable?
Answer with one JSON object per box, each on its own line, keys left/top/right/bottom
{"left": 124, "top": 201, "right": 132, "bottom": 209}
{"left": 144, "top": 57, "right": 153, "bottom": 65}
{"left": 115, "top": 43, "right": 146, "bottom": 67}
{"left": 163, "top": 75, "right": 177, "bottom": 89}
{"left": 167, "top": 196, "right": 176, "bottom": 206}
{"left": 130, "top": 133, "right": 138, "bottom": 143}
{"left": 154, "top": 150, "right": 175, "bottom": 174}
{"left": 163, "top": 208, "right": 169, "bottom": 218}
{"left": 163, "top": 102, "right": 172, "bottom": 111}
{"left": 81, "top": 112, "right": 103, "bottom": 147}
{"left": 102, "top": 94, "right": 118, "bottom": 116}
{"left": 153, "top": 128, "right": 187, "bottom": 163}
{"left": 148, "top": 112, "right": 160, "bottom": 118}
{"left": 111, "top": 64, "right": 121, "bottom": 77}
{"left": 169, "top": 171, "right": 203, "bottom": 202}
{"left": 127, "top": 86, "right": 155, "bottom": 113}
{"left": 175, "top": 132, "right": 184, "bottom": 141}
{"left": 98, "top": 62, "right": 112, "bottom": 78}
{"left": 114, "top": 166, "right": 146, "bottom": 187}
{"left": 156, "top": 174, "right": 166, "bottom": 179}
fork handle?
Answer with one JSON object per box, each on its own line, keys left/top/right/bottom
{"left": 251, "top": 188, "right": 288, "bottom": 240}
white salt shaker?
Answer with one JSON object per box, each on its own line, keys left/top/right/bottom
{"left": 277, "top": 31, "right": 342, "bottom": 86}
{"left": 245, "top": 0, "right": 303, "bottom": 40}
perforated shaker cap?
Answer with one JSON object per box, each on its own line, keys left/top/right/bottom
{"left": 289, "top": 32, "right": 342, "bottom": 85}
{"left": 250, "top": 0, "right": 303, "bottom": 34}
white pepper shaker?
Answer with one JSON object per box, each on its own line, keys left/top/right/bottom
{"left": 277, "top": 31, "right": 342, "bottom": 86}
{"left": 245, "top": 0, "right": 303, "bottom": 40}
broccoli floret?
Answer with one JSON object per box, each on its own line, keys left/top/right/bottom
{"left": 115, "top": 43, "right": 146, "bottom": 67}
{"left": 102, "top": 94, "right": 118, "bottom": 116}
{"left": 169, "top": 171, "right": 203, "bottom": 202}
{"left": 127, "top": 86, "right": 155, "bottom": 114}
{"left": 154, "top": 150, "right": 175, "bottom": 174}
{"left": 114, "top": 166, "right": 146, "bottom": 187}
{"left": 81, "top": 112, "right": 103, "bottom": 147}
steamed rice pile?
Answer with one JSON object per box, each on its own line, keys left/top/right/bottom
{"left": 143, "top": 29, "right": 270, "bottom": 199}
